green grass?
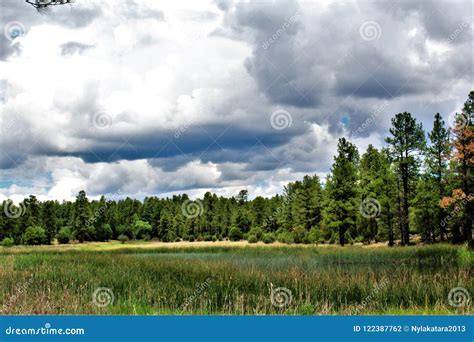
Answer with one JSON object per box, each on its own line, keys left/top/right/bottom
{"left": 0, "top": 243, "right": 472, "bottom": 315}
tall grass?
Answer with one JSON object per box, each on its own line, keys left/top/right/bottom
{"left": 0, "top": 244, "right": 471, "bottom": 315}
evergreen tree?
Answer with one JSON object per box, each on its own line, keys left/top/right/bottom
{"left": 379, "top": 149, "right": 398, "bottom": 246}
{"left": 41, "top": 200, "right": 58, "bottom": 244}
{"left": 442, "top": 91, "right": 474, "bottom": 248}
{"left": 385, "top": 112, "right": 425, "bottom": 245}
{"left": 74, "top": 190, "right": 90, "bottom": 243}
{"left": 358, "top": 145, "right": 383, "bottom": 243}
{"left": 426, "top": 113, "right": 451, "bottom": 241}
{"left": 325, "top": 138, "right": 359, "bottom": 246}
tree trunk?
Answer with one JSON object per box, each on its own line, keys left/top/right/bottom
{"left": 339, "top": 226, "right": 345, "bottom": 246}
{"left": 402, "top": 163, "right": 410, "bottom": 245}
{"left": 396, "top": 176, "right": 404, "bottom": 246}
{"left": 388, "top": 205, "right": 394, "bottom": 247}
{"left": 461, "top": 155, "right": 472, "bottom": 248}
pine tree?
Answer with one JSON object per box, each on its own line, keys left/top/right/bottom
{"left": 358, "top": 145, "right": 383, "bottom": 243}
{"left": 379, "top": 148, "right": 398, "bottom": 246}
{"left": 325, "top": 138, "right": 359, "bottom": 246}
{"left": 412, "top": 176, "right": 439, "bottom": 242}
{"left": 74, "top": 190, "right": 90, "bottom": 243}
{"left": 442, "top": 91, "right": 474, "bottom": 248}
{"left": 385, "top": 112, "right": 425, "bottom": 245}
{"left": 41, "top": 200, "right": 58, "bottom": 244}
{"left": 426, "top": 113, "right": 451, "bottom": 240}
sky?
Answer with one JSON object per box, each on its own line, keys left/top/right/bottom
{"left": 0, "top": 0, "right": 472, "bottom": 202}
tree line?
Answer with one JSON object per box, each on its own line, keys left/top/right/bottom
{"left": 1, "top": 91, "right": 472, "bottom": 248}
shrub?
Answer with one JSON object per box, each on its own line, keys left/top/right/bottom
{"left": 22, "top": 226, "right": 47, "bottom": 245}
{"left": 1, "top": 237, "right": 14, "bottom": 247}
{"left": 118, "top": 234, "right": 129, "bottom": 244}
{"left": 212, "top": 235, "right": 218, "bottom": 242}
{"left": 248, "top": 226, "right": 263, "bottom": 240}
{"left": 292, "top": 226, "right": 308, "bottom": 244}
{"left": 57, "top": 227, "right": 72, "bottom": 244}
{"left": 166, "top": 230, "right": 178, "bottom": 242}
{"left": 116, "top": 225, "right": 131, "bottom": 239}
{"left": 277, "top": 231, "right": 294, "bottom": 244}
{"left": 229, "top": 227, "right": 243, "bottom": 241}
{"left": 132, "top": 220, "right": 152, "bottom": 240}
{"left": 248, "top": 235, "right": 258, "bottom": 243}
{"left": 97, "top": 224, "right": 113, "bottom": 242}
{"left": 262, "top": 233, "right": 276, "bottom": 244}
{"left": 307, "top": 227, "right": 324, "bottom": 244}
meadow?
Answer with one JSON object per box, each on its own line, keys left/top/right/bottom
{"left": 0, "top": 242, "right": 472, "bottom": 315}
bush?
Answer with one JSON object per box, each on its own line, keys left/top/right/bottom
{"left": 307, "top": 227, "right": 324, "bottom": 244}
{"left": 97, "top": 224, "right": 113, "bottom": 242}
{"left": 262, "top": 233, "right": 276, "bottom": 244}
{"left": 166, "top": 230, "right": 178, "bottom": 242}
{"left": 132, "top": 220, "right": 152, "bottom": 240}
{"left": 248, "top": 234, "right": 258, "bottom": 243}
{"left": 116, "top": 225, "right": 131, "bottom": 239}
{"left": 22, "top": 226, "right": 47, "bottom": 245}
{"left": 212, "top": 235, "right": 218, "bottom": 242}
{"left": 1, "top": 237, "right": 14, "bottom": 247}
{"left": 229, "top": 227, "right": 243, "bottom": 241}
{"left": 57, "top": 227, "right": 72, "bottom": 244}
{"left": 277, "top": 231, "right": 294, "bottom": 244}
{"left": 248, "top": 226, "right": 263, "bottom": 240}
{"left": 118, "top": 234, "right": 129, "bottom": 244}
{"left": 292, "top": 226, "right": 308, "bottom": 244}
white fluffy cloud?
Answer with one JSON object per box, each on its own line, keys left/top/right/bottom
{"left": 0, "top": 0, "right": 472, "bottom": 201}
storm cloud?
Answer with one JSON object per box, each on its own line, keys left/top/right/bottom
{"left": 0, "top": 0, "right": 472, "bottom": 201}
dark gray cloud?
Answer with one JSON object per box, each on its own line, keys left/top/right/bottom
{"left": 1, "top": 0, "right": 472, "bottom": 199}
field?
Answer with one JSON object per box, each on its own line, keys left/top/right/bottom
{"left": 0, "top": 242, "right": 472, "bottom": 315}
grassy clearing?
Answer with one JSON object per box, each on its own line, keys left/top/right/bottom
{"left": 0, "top": 243, "right": 472, "bottom": 315}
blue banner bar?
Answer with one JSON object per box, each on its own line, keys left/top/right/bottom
{"left": 0, "top": 316, "right": 472, "bottom": 342}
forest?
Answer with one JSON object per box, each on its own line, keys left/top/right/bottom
{"left": 1, "top": 91, "right": 472, "bottom": 249}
